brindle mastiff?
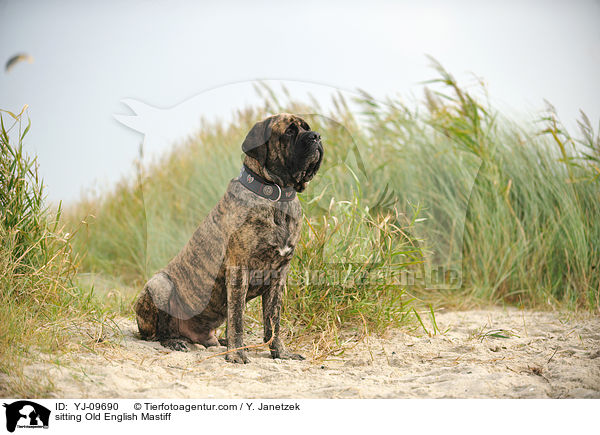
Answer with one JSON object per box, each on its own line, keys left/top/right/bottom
{"left": 135, "top": 113, "right": 323, "bottom": 363}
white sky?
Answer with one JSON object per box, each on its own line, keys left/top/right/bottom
{"left": 1, "top": 0, "right": 599, "bottom": 204}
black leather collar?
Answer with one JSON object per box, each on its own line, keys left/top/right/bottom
{"left": 237, "top": 165, "right": 296, "bottom": 202}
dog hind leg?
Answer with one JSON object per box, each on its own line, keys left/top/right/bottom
{"left": 136, "top": 272, "right": 187, "bottom": 349}
{"left": 135, "top": 287, "right": 159, "bottom": 339}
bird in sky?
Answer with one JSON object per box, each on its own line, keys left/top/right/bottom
{"left": 5, "top": 53, "right": 34, "bottom": 73}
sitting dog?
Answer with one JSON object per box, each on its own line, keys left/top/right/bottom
{"left": 135, "top": 113, "right": 323, "bottom": 363}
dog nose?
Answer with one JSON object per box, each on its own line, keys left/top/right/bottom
{"left": 307, "top": 131, "right": 320, "bottom": 141}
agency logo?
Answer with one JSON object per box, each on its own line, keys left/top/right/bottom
{"left": 2, "top": 401, "right": 50, "bottom": 433}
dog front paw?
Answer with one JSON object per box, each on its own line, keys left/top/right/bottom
{"left": 225, "top": 351, "right": 250, "bottom": 364}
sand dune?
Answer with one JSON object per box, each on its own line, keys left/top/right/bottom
{"left": 27, "top": 308, "right": 600, "bottom": 398}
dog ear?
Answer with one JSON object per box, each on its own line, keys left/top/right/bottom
{"left": 242, "top": 118, "right": 273, "bottom": 166}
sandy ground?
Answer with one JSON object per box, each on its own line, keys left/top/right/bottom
{"left": 26, "top": 308, "right": 600, "bottom": 398}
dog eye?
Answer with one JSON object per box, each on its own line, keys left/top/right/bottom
{"left": 285, "top": 125, "right": 297, "bottom": 136}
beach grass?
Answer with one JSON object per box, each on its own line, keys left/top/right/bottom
{"left": 0, "top": 107, "right": 116, "bottom": 396}
{"left": 66, "top": 62, "right": 599, "bottom": 319}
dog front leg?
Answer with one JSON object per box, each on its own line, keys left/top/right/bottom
{"left": 225, "top": 265, "right": 249, "bottom": 363}
{"left": 262, "top": 266, "right": 305, "bottom": 360}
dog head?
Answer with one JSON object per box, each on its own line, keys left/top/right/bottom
{"left": 242, "top": 113, "right": 323, "bottom": 192}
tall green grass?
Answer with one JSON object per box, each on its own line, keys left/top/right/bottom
{"left": 66, "top": 62, "right": 600, "bottom": 347}
{"left": 413, "top": 60, "right": 599, "bottom": 308}
{"left": 0, "top": 107, "right": 111, "bottom": 397}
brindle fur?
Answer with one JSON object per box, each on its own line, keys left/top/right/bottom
{"left": 135, "top": 113, "right": 323, "bottom": 363}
